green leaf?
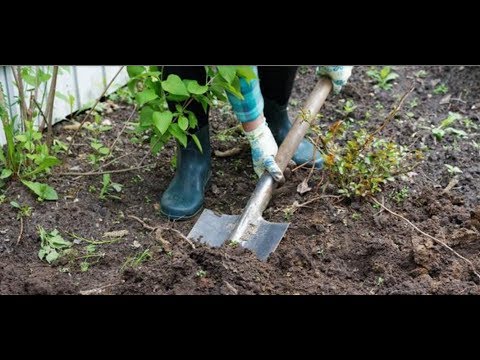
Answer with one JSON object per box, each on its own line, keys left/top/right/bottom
{"left": 38, "top": 248, "right": 47, "bottom": 260}
{"left": 191, "top": 134, "right": 203, "bottom": 153}
{"left": 127, "top": 66, "right": 146, "bottom": 78}
{"left": 135, "top": 89, "right": 157, "bottom": 107}
{"left": 21, "top": 180, "right": 58, "bottom": 201}
{"left": 235, "top": 66, "right": 257, "bottom": 83}
{"left": 153, "top": 111, "right": 173, "bottom": 135}
{"left": 162, "top": 75, "right": 189, "bottom": 96}
{"left": 15, "top": 134, "right": 27, "bottom": 143}
{"left": 185, "top": 80, "right": 208, "bottom": 95}
{"left": 140, "top": 106, "right": 154, "bottom": 126}
{"left": 23, "top": 156, "right": 59, "bottom": 178}
{"left": 385, "top": 72, "right": 399, "bottom": 82}
{"left": 37, "top": 69, "right": 51, "bottom": 84}
{"left": 178, "top": 116, "right": 189, "bottom": 131}
{"left": 46, "top": 250, "right": 59, "bottom": 264}
{"left": 1, "top": 168, "right": 12, "bottom": 179}
{"left": 188, "top": 112, "right": 198, "bottom": 129}
{"left": 217, "top": 66, "right": 236, "bottom": 84}
{"left": 98, "top": 147, "right": 110, "bottom": 155}
{"left": 380, "top": 67, "right": 391, "bottom": 79}
{"left": 169, "top": 123, "right": 188, "bottom": 148}
{"left": 10, "top": 201, "right": 20, "bottom": 208}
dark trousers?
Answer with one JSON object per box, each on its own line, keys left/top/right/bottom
{"left": 162, "top": 66, "right": 298, "bottom": 128}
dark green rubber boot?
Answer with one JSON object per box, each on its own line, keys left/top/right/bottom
{"left": 264, "top": 98, "right": 323, "bottom": 169}
{"left": 160, "top": 126, "right": 211, "bottom": 220}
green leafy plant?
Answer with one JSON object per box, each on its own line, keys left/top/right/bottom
{"left": 10, "top": 200, "right": 32, "bottom": 218}
{"left": 0, "top": 68, "right": 61, "bottom": 199}
{"left": 108, "top": 86, "right": 135, "bottom": 105}
{"left": 433, "top": 83, "right": 448, "bottom": 95}
{"left": 430, "top": 112, "right": 467, "bottom": 140}
{"left": 196, "top": 269, "right": 207, "bottom": 278}
{"left": 126, "top": 66, "right": 256, "bottom": 156}
{"left": 445, "top": 164, "right": 462, "bottom": 175}
{"left": 88, "top": 139, "right": 110, "bottom": 167}
{"left": 38, "top": 227, "right": 73, "bottom": 264}
{"left": 367, "top": 66, "right": 399, "bottom": 91}
{"left": 391, "top": 187, "right": 409, "bottom": 203}
{"left": 121, "top": 249, "right": 152, "bottom": 271}
{"left": 99, "top": 173, "right": 123, "bottom": 200}
{"left": 415, "top": 70, "right": 428, "bottom": 78}
{"left": 21, "top": 180, "right": 58, "bottom": 201}
{"left": 317, "top": 90, "right": 418, "bottom": 198}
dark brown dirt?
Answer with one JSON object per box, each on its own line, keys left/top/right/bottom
{"left": 1, "top": 66, "right": 479, "bottom": 294}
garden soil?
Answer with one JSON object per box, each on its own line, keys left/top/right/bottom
{"left": 1, "top": 66, "right": 479, "bottom": 294}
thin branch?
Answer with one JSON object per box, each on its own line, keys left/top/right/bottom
{"left": 127, "top": 214, "right": 196, "bottom": 249}
{"left": 370, "top": 196, "right": 480, "bottom": 280}
{"left": 11, "top": 66, "right": 28, "bottom": 130}
{"left": 28, "top": 66, "right": 39, "bottom": 122}
{"left": 100, "top": 153, "right": 131, "bottom": 171}
{"left": 359, "top": 86, "right": 415, "bottom": 154}
{"left": 106, "top": 104, "right": 136, "bottom": 156}
{"left": 66, "top": 66, "right": 125, "bottom": 154}
{"left": 58, "top": 164, "right": 153, "bottom": 176}
{"left": 16, "top": 217, "right": 24, "bottom": 245}
{"left": 44, "top": 66, "right": 59, "bottom": 149}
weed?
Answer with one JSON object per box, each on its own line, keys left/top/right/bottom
{"left": 367, "top": 66, "right": 399, "bottom": 91}
{"left": 196, "top": 269, "right": 207, "bottom": 278}
{"left": 38, "top": 227, "right": 73, "bottom": 264}
{"left": 433, "top": 84, "right": 448, "bottom": 95}
{"left": 445, "top": 164, "right": 462, "bottom": 175}
{"left": 391, "top": 187, "right": 409, "bottom": 203}
{"left": 99, "top": 174, "right": 123, "bottom": 200}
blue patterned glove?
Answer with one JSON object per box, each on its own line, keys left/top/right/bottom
{"left": 243, "top": 117, "right": 283, "bottom": 182}
{"left": 316, "top": 66, "right": 353, "bottom": 94}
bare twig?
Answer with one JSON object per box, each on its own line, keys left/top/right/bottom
{"left": 214, "top": 145, "right": 246, "bottom": 158}
{"left": 11, "top": 66, "right": 28, "bottom": 130}
{"left": 373, "top": 195, "right": 385, "bottom": 216}
{"left": 359, "top": 86, "right": 415, "bottom": 154}
{"left": 66, "top": 66, "right": 125, "bottom": 154}
{"left": 127, "top": 214, "right": 196, "bottom": 249}
{"left": 79, "top": 282, "right": 120, "bottom": 295}
{"left": 44, "top": 66, "right": 59, "bottom": 149}
{"left": 107, "top": 105, "right": 137, "bottom": 156}
{"left": 441, "top": 177, "right": 459, "bottom": 195}
{"left": 16, "top": 217, "right": 24, "bottom": 245}
{"left": 370, "top": 196, "right": 480, "bottom": 280}
{"left": 100, "top": 153, "right": 131, "bottom": 171}
{"left": 58, "top": 164, "right": 153, "bottom": 176}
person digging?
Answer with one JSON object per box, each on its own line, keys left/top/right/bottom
{"left": 159, "top": 66, "right": 353, "bottom": 220}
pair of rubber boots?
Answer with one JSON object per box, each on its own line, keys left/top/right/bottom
{"left": 160, "top": 99, "right": 324, "bottom": 220}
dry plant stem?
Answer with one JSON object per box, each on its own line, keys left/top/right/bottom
{"left": 127, "top": 214, "right": 196, "bottom": 249}
{"left": 359, "top": 86, "right": 415, "bottom": 154}
{"left": 442, "top": 177, "right": 459, "bottom": 194}
{"left": 66, "top": 66, "right": 125, "bottom": 154}
{"left": 58, "top": 164, "right": 153, "bottom": 176}
{"left": 28, "top": 66, "right": 39, "bottom": 120}
{"left": 214, "top": 145, "right": 247, "bottom": 158}
{"left": 107, "top": 105, "right": 137, "bottom": 155}
{"left": 44, "top": 66, "right": 59, "bottom": 149}
{"left": 16, "top": 217, "right": 24, "bottom": 245}
{"left": 11, "top": 67, "right": 28, "bottom": 130}
{"left": 370, "top": 196, "right": 480, "bottom": 280}
{"left": 100, "top": 153, "right": 131, "bottom": 171}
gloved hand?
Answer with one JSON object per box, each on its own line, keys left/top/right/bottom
{"left": 316, "top": 66, "right": 353, "bottom": 94}
{"left": 243, "top": 116, "right": 284, "bottom": 182}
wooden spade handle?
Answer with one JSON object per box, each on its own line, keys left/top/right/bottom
{"left": 275, "top": 77, "right": 332, "bottom": 171}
